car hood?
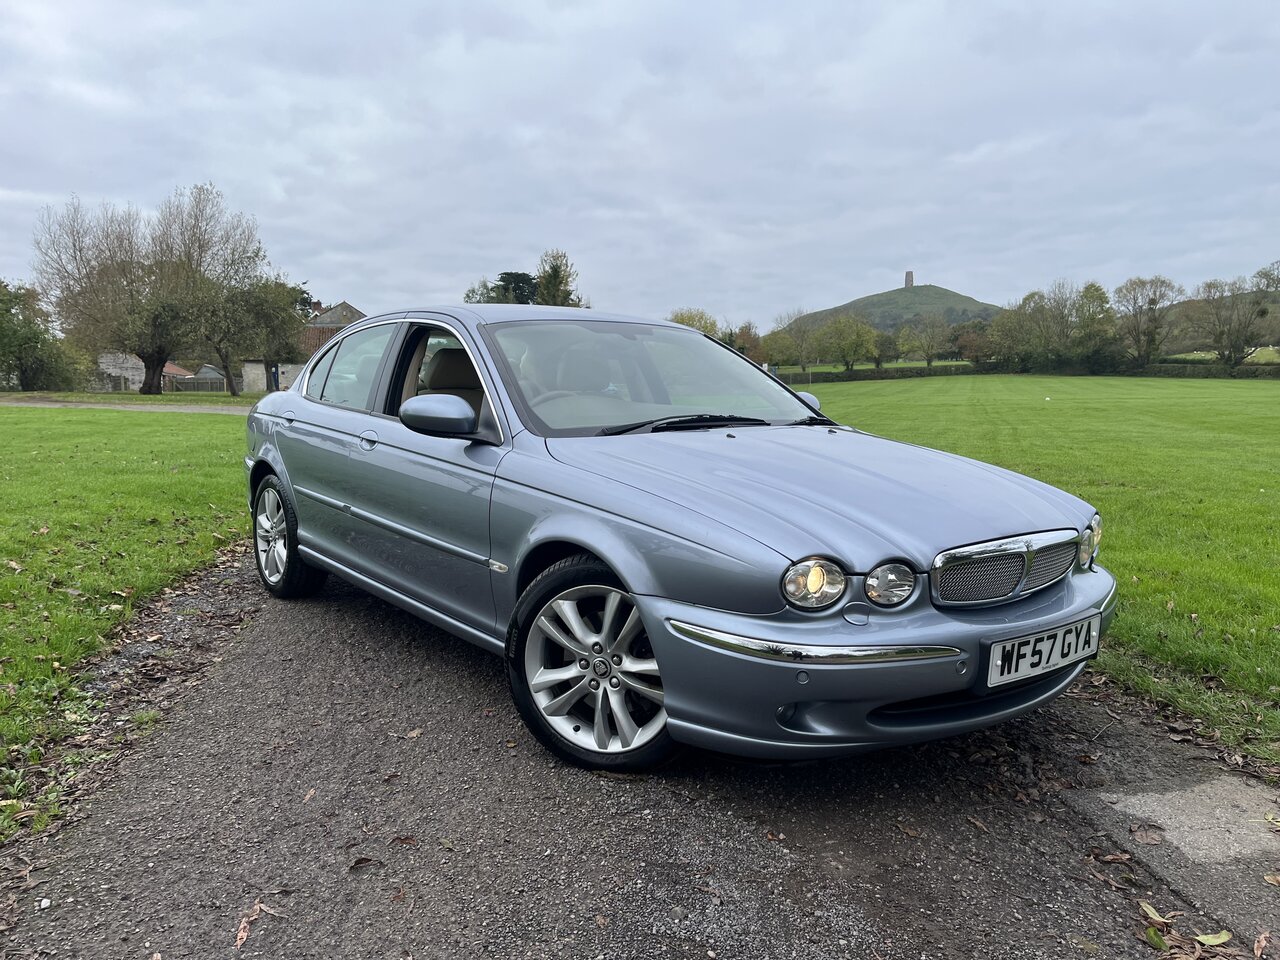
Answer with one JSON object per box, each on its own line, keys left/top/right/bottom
{"left": 545, "top": 426, "right": 1092, "bottom": 571}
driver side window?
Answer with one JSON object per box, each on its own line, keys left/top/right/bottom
{"left": 390, "top": 325, "right": 486, "bottom": 416}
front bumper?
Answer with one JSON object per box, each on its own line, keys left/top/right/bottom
{"left": 634, "top": 565, "right": 1117, "bottom": 759}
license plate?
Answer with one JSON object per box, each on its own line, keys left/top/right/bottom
{"left": 987, "top": 615, "right": 1101, "bottom": 687}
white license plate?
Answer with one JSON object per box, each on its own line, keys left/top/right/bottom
{"left": 987, "top": 615, "right": 1101, "bottom": 687}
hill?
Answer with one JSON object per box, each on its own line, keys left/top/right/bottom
{"left": 796, "top": 284, "right": 1001, "bottom": 332}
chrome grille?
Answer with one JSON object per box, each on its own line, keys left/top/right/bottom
{"left": 1024, "top": 541, "right": 1077, "bottom": 590}
{"left": 931, "top": 529, "right": 1080, "bottom": 608}
{"left": 935, "top": 553, "right": 1025, "bottom": 603}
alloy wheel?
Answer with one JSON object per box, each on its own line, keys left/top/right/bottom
{"left": 254, "top": 487, "right": 288, "bottom": 585}
{"left": 524, "top": 585, "right": 666, "bottom": 753}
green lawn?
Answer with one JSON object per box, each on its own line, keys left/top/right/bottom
{"left": 812, "top": 375, "right": 1280, "bottom": 760}
{"left": 0, "top": 408, "right": 248, "bottom": 831}
{"left": 0, "top": 391, "right": 262, "bottom": 406}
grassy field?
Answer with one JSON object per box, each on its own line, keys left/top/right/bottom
{"left": 0, "top": 391, "right": 261, "bottom": 406}
{"left": 0, "top": 408, "right": 247, "bottom": 829}
{"left": 812, "top": 375, "right": 1280, "bottom": 760}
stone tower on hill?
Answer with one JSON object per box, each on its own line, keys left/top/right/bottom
{"left": 904, "top": 270, "right": 914, "bottom": 288}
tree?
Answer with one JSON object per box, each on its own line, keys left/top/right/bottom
{"left": 949, "top": 319, "right": 992, "bottom": 363}
{"left": 494, "top": 271, "right": 537, "bottom": 304}
{"left": 816, "top": 313, "right": 876, "bottom": 371}
{"left": 733, "top": 321, "right": 763, "bottom": 362}
{"left": 534, "top": 249, "right": 586, "bottom": 306}
{"left": 0, "top": 280, "right": 80, "bottom": 390}
{"left": 1256, "top": 260, "right": 1280, "bottom": 293}
{"left": 667, "top": 308, "right": 720, "bottom": 337}
{"left": 34, "top": 183, "right": 266, "bottom": 393}
{"left": 1071, "top": 281, "right": 1121, "bottom": 372}
{"left": 901, "top": 314, "right": 949, "bottom": 368}
{"left": 868, "top": 330, "right": 900, "bottom": 369}
{"left": 463, "top": 276, "right": 495, "bottom": 303}
{"left": 229, "top": 278, "right": 312, "bottom": 391}
{"left": 759, "top": 328, "right": 796, "bottom": 366}
{"left": 1113, "top": 276, "right": 1184, "bottom": 368}
{"left": 774, "top": 308, "right": 819, "bottom": 372}
{"left": 1188, "top": 277, "right": 1268, "bottom": 367}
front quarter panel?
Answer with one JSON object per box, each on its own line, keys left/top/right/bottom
{"left": 491, "top": 433, "right": 790, "bottom": 625}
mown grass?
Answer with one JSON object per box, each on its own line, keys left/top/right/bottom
{"left": 0, "top": 391, "right": 261, "bottom": 406}
{"left": 0, "top": 409, "right": 247, "bottom": 785}
{"left": 812, "top": 375, "right": 1280, "bottom": 761}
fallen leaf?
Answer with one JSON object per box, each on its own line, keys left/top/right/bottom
{"left": 966, "top": 815, "right": 989, "bottom": 833}
{"left": 766, "top": 830, "right": 788, "bottom": 841}
{"left": 895, "top": 824, "right": 921, "bottom": 838}
{"left": 1139, "top": 900, "right": 1171, "bottom": 924}
{"left": 348, "top": 856, "right": 383, "bottom": 872}
{"left": 439, "top": 838, "right": 456, "bottom": 850}
{"left": 5, "top": 561, "right": 21, "bottom": 572}
{"left": 390, "top": 888, "right": 405, "bottom": 903}
{"left": 405, "top": 728, "right": 423, "bottom": 739}
{"left": 505, "top": 739, "right": 517, "bottom": 748}
{"left": 389, "top": 835, "right": 418, "bottom": 847}
{"left": 595, "top": 914, "right": 609, "bottom": 927}
{"left": 1264, "top": 874, "right": 1280, "bottom": 886}
{"left": 1077, "top": 753, "right": 1100, "bottom": 764}
{"left": 1194, "top": 930, "right": 1231, "bottom": 946}
{"left": 1144, "top": 926, "right": 1169, "bottom": 950}
{"left": 1255, "top": 931, "right": 1271, "bottom": 958}
{"left": 1130, "top": 823, "right": 1164, "bottom": 845}
{"left": 302, "top": 788, "right": 316, "bottom": 804}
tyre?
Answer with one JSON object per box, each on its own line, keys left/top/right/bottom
{"left": 507, "top": 555, "right": 677, "bottom": 770}
{"left": 251, "top": 474, "right": 328, "bottom": 599}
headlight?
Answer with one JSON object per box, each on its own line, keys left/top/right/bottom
{"left": 1078, "top": 514, "right": 1101, "bottom": 567}
{"left": 782, "top": 558, "right": 846, "bottom": 609}
{"left": 864, "top": 562, "right": 916, "bottom": 607}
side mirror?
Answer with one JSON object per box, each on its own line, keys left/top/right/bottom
{"left": 796, "top": 391, "right": 821, "bottom": 411}
{"left": 399, "top": 394, "right": 478, "bottom": 436}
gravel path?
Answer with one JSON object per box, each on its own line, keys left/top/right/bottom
{"left": 4, "top": 554, "right": 1277, "bottom": 959}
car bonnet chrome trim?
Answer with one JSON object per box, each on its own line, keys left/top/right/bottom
{"left": 668, "top": 620, "right": 961, "bottom": 665}
{"left": 931, "top": 528, "right": 1080, "bottom": 608}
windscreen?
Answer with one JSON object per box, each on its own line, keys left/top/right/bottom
{"left": 485, "top": 319, "right": 813, "bottom": 437}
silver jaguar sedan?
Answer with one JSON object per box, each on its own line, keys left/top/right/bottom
{"left": 245, "top": 305, "right": 1117, "bottom": 770}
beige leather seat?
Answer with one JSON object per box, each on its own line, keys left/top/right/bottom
{"left": 419, "top": 348, "right": 484, "bottom": 414}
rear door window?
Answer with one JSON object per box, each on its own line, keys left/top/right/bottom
{"left": 318, "top": 325, "right": 396, "bottom": 410}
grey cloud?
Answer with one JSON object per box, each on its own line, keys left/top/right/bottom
{"left": 1, "top": 0, "right": 1277, "bottom": 326}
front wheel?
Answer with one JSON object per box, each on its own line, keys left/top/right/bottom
{"left": 252, "top": 475, "right": 328, "bottom": 598}
{"left": 507, "top": 555, "right": 677, "bottom": 770}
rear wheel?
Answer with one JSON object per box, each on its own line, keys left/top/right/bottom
{"left": 508, "top": 555, "right": 677, "bottom": 770}
{"left": 252, "top": 475, "right": 328, "bottom": 598}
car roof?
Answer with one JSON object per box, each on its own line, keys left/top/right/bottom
{"left": 347, "top": 304, "right": 681, "bottom": 333}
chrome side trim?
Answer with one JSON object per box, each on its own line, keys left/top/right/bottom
{"left": 668, "top": 620, "right": 961, "bottom": 665}
{"left": 931, "top": 528, "right": 1080, "bottom": 608}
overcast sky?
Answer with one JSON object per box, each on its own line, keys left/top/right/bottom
{"left": 2, "top": 1, "right": 1277, "bottom": 326}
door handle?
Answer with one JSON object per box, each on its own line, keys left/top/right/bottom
{"left": 282, "top": 409, "right": 295, "bottom": 424}
{"left": 358, "top": 430, "right": 379, "bottom": 451}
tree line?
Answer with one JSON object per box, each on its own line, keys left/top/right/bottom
{"left": 1, "top": 183, "right": 311, "bottom": 395}
{"left": 669, "top": 261, "right": 1280, "bottom": 375}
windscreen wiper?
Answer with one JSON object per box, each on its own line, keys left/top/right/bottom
{"left": 599, "top": 414, "right": 771, "bottom": 436}
{"left": 786, "top": 414, "right": 837, "bottom": 426}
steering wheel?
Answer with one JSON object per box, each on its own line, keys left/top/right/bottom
{"left": 530, "top": 390, "right": 576, "bottom": 406}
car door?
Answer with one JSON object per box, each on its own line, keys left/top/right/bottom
{"left": 276, "top": 321, "right": 399, "bottom": 562}
{"left": 341, "top": 320, "right": 507, "bottom": 635}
